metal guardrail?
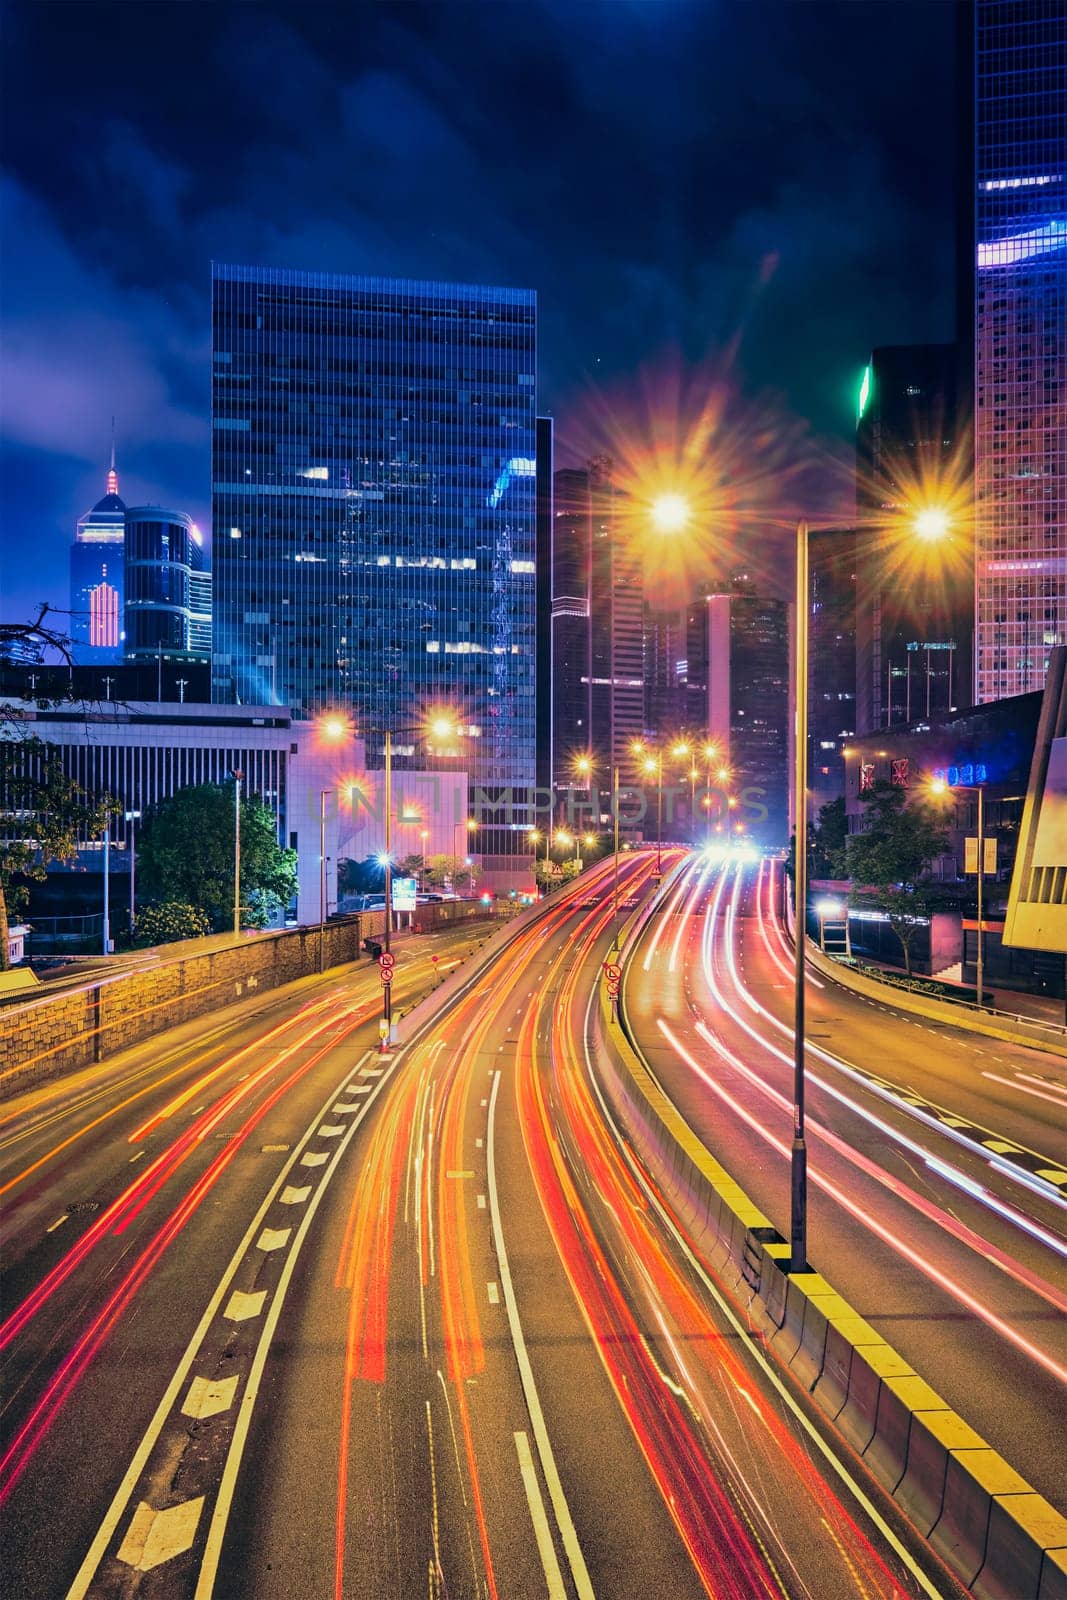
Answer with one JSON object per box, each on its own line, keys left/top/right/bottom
{"left": 830, "top": 954, "right": 1067, "bottom": 1041}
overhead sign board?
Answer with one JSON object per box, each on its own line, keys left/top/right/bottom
{"left": 392, "top": 877, "right": 417, "bottom": 912}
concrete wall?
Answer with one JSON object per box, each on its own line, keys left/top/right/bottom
{"left": 0, "top": 902, "right": 494, "bottom": 1098}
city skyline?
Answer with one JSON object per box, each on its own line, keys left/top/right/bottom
{"left": 2, "top": 0, "right": 959, "bottom": 626}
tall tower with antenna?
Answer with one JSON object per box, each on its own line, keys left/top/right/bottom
{"left": 70, "top": 428, "right": 126, "bottom": 664}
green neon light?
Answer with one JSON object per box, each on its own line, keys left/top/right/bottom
{"left": 858, "top": 363, "right": 872, "bottom": 420}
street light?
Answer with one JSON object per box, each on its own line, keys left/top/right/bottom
{"left": 319, "top": 788, "right": 331, "bottom": 974}
{"left": 650, "top": 492, "right": 692, "bottom": 535}
{"left": 378, "top": 714, "right": 461, "bottom": 1047}
{"left": 640, "top": 751, "right": 664, "bottom": 874}
{"left": 230, "top": 769, "right": 243, "bottom": 939}
{"left": 101, "top": 821, "right": 112, "bottom": 955}
{"left": 931, "top": 775, "right": 988, "bottom": 1007}
{"left": 124, "top": 809, "right": 141, "bottom": 938}
{"left": 454, "top": 816, "right": 478, "bottom": 886}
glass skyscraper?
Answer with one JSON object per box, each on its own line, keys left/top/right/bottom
{"left": 211, "top": 265, "right": 538, "bottom": 830}
{"left": 70, "top": 446, "right": 125, "bottom": 665}
{"left": 971, "top": 0, "right": 1066, "bottom": 703}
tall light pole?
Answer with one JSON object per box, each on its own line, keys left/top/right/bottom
{"left": 612, "top": 762, "right": 621, "bottom": 944}
{"left": 791, "top": 520, "right": 810, "bottom": 1274}
{"left": 124, "top": 809, "right": 141, "bottom": 938}
{"left": 231, "top": 769, "right": 243, "bottom": 939}
{"left": 102, "top": 822, "right": 111, "bottom": 955}
{"left": 641, "top": 752, "right": 664, "bottom": 875}
{"left": 319, "top": 788, "right": 331, "bottom": 974}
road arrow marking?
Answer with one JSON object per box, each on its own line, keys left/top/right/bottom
{"left": 256, "top": 1227, "right": 292, "bottom": 1252}
{"left": 223, "top": 1290, "right": 267, "bottom": 1322}
{"left": 181, "top": 1376, "right": 238, "bottom": 1421}
{"left": 279, "top": 1185, "right": 311, "bottom": 1205}
{"left": 116, "top": 1497, "right": 204, "bottom": 1572}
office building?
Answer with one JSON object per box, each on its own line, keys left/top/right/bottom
{"left": 70, "top": 445, "right": 125, "bottom": 665}
{"left": 124, "top": 506, "right": 206, "bottom": 664}
{"left": 809, "top": 527, "right": 857, "bottom": 805}
{"left": 968, "top": 1, "right": 1067, "bottom": 703}
{"left": 687, "top": 578, "right": 791, "bottom": 846}
{"left": 535, "top": 417, "right": 554, "bottom": 796}
{"left": 210, "top": 264, "right": 538, "bottom": 881}
{"left": 589, "top": 456, "right": 644, "bottom": 775}
{"left": 855, "top": 344, "right": 972, "bottom": 733}
{"left": 644, "top": 604, "right": 689, "bottom": 737}
{"left": 11, "top": 699, "right": 468, "bottom": 932}
{"left": 188, "top": 533, "right": 213, "bottom": 656}
{"left": 550, "top": 466, "right": 592, "bottom": 788}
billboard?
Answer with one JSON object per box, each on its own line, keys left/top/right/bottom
{"left": 392, "top": 877, "right": 417, "bottom": 912}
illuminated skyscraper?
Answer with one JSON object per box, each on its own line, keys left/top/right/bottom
{"left": 969, "top": 0, "right": 1067, "bottom": 703}
{"left": 855, "top": 344, "right": 971, "bottom": 732}
{"left": 124, "top": 506, "right": 203, "bottom": 662}
{"left": 210, "top": 264, "right": 538, "bottom": 852}
{"left": 70, "top": 441, "right": 125, "bottom": 665}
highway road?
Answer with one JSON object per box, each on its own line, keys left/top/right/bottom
{"left": 624, "top": 851, "right": 1067, "bottom": 1515}
{"left": 2, "top": 854, "right": 964, "bottom": 1598}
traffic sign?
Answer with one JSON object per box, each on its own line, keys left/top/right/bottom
{"left": 379, "top": 951, "right": 395, "bottom": 970}
{"left": 380, "top": 970, "right": 393, "bottom": 986}
{"left": 604, "top": 962, "right": 622, "bottom": 981}
{"left": 607, "top": 980, "right": 620, "bottom": 997}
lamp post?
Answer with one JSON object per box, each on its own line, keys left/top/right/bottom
{"left": 319, "top": 788, "right": 331, "bottom": 974}
{"left": 612, "top": 762, "right": 621, "bottom": 944}
{"left": 230, "top": 769, "right": 243, "bottom": 940}
{"left": 791, "top": 520, "right": 810, "bottom": 1274}
{"left": 640, "top": 751, "right": 664, "bottom": 875}
{"left": 124, "top": 809, "right": 141, "bottom": 938}
{"left": 102, "top": 822, "right": 111, "bottom": 955}
{"left": 454, "top": 817, "right": 478, "bottom": 892}
{"left": 702, "top": 744, "right": 720, "bottom": 844}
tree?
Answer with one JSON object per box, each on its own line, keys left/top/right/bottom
{"left": 130, "top": 902, "right": 211, "bottom": 948}
{"left": 811, "top": 796, "right": 848, "bottom": 878}
{"left": 0, "top": 735, "right": 113, "bottom": 970}
{"left": 424, "top": 853, "right": 480, "bottom": 894}
{"left": 137, "top": 783, "right": 297, "bottom": 932}
{"left": 846, "top": 780, "right": 950, "bottom": 975}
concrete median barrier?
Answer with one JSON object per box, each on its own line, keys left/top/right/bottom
{"left": 592, "top": 955, "right": 1067, "bottom": 1598}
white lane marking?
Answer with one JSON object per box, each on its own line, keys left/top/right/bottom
{"left": 181, "top": 1375, "right": 239, "bottom": 1420}
{"left": 347, "top": 1083, "right": 371, "bottom": 1095}
{"left": 481, "top": 1098, "right": 488, "bottom": 1107}
{"left": 514, "top": 1430, "right": 567, "bottom": 1600}
{"left": 279, "top": 1184, "right": 311, "bottom": 1205}
{"left": 46, "top": 1214, "right": 69, "bottom": 1233}
{"left": 317, "top": 1124, "right": 345, "bottom": 1137}
{"left": 116, "top": 1497, "right": 204, "bottom": 1572}
{"left": 223, "top": 1289, "right": 267, "bottom": 1322}
{"left": 67, "top": 1040, "right": 400, "bottom": 1600}
{"left": 982, "top": 1070, "right": 1067, "bottom": 1109}
{"left": 190, "top": 1107, "right": 205, "bottom": 1117}
{"left": 260, "top": 1144, "right": 289, "bottom": 1153}
{"left": 300, "top": 1151, "right": 328, "bottom": 1168}
{"left": 579, "top": 982, "right": 944, "bottom": 1600}
{"left": 129, "top": 1151, "right": 146, "bottom": 1164}
{"left": 361, "top": 1067, "right": 385, "bottom": 1078}
{"left": 256, "top": 1227, "right": 292, "bottom": 1252}
{"left": 486, "top": 1071, "right": 595, "bottom": 1599}
{"left": 475, "top": 1137, "right": 483, "bottom": 1149}
{"left": 477, "top": 1194, "right": 486, "bottom": 1210}
{"left": 333, "top": 1102, "right": 359, "bottom": 1114}
{"left": 487, "top": 1282, "right": 500, "bottom": 1305}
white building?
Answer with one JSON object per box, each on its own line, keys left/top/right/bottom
{"left": 13, "top": 702, "right": 470, "bottom": 926}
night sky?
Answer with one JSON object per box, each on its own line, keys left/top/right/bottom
{"left": 1, "top": 0, "right": 957, "bottom": 625}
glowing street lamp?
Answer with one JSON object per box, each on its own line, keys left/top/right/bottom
{"left": 639, "top": 749, "right": 665, "bottom": 874}
{"left": 650, "top": 492, "right": 692, "bottom": 535}
{"left": 319, "top": 714, "right": 349, "bottom": 742}
{"left": 913, "top": 506, "right": 951, "bottom": 543}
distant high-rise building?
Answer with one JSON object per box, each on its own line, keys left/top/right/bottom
{"left": 211, "top": 264, "right": 537, "bottom": 870}
{"left": 968, "top": 1, "right": 1067, "bottom": 704}
{"left": 809, "top": 527, "right": 857, "bottom": 805}
{"left": 124, "top": 507, "right": 205, "bottom": 662}
{"left": 535, "top": 418, "right": 554, "bottom": 796}
{"left": 589, "top": 456, "right": 644, "bottom": 776}
{"left": 70, "top": 442, "right": 125, "bottom": 665}
{"left": 643, "top": 603, "right": 689, "bottom": 737}
{"left": 550, "top": 466, "right": 592, "bottom": 788}
{"left": 687, "top": 578, "right": 791, "bottom": 846}
{"left": 188, "top": 533, "right": 213, "bottom": 657}
{"left": 855, "top": 344, "right": 971, "bottom": 732}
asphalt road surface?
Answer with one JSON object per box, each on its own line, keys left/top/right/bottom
{"left": 624, "top": 853, "right": 1067, "bottom": 1514}
{"left": 1, "top": 855, "right": 968, "bottom": 1599}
